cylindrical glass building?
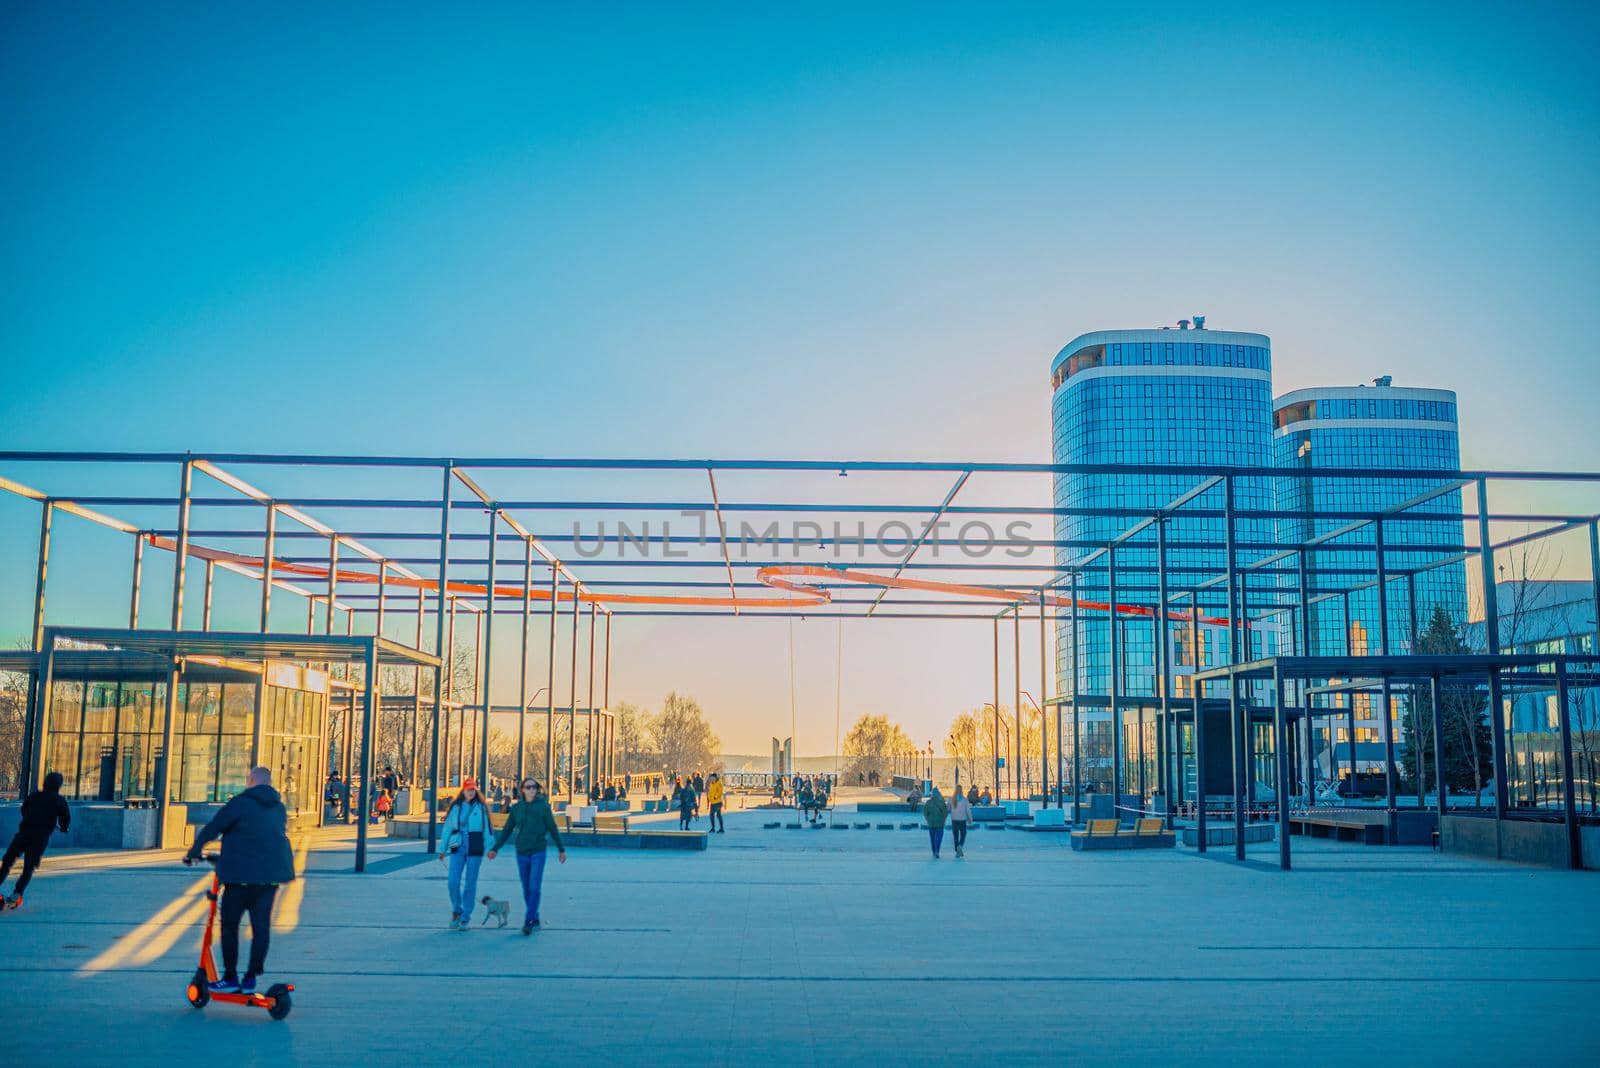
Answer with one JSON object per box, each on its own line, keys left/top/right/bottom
{"left": 1051, "top": 324, "right": 1274, "bottom": 795}
{"left": 1272, "top": 378, "right": 1467, "bottom": 779}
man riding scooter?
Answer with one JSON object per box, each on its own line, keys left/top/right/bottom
{"left": 184, "top": 766, "right": 295, "bottom": 996}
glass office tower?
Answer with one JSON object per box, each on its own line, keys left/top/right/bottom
{"left": 1272, "top": 378, "right": 1467, "bottom": 771}
{"left": 1051, "top": 323, "right": 1274, "bottom": 793}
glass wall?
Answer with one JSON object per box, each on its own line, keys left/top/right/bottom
{"left": 40, "top": 673, "right": 326, "bottom": 819}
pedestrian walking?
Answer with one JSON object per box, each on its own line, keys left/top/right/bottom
{"left": 488, "top": 779, "right": 567, "bottom": 935}
{"left": 923, "top": 786, "right": 949, "bottom": 859}
{"left": 949, "top": 788, "right": 971, "bottom": 858}
{"left": 706, "top": 773, "right": 725, "bottom": 833}
{"left": 677, "top": 779, "right": 698, "bottom": 830}
{"left": 183, "top": 766, "right": 296, "bottom": 995}
{"left": 437, "top": 777, "right": 493, "bottom": 930}
{"left": 0, "top": 770, "right": 71, "bottom": 909}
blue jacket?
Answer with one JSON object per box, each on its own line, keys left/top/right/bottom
{"left": 187, "top": 784, "right": 296, "bottom": 885}
{"left": 438, "top": 799, "right": 493, "bottom": 855}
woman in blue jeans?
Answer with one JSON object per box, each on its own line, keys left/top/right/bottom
{"left": 488, "top": 778, "right": 567, "bottom": 934}
{"left": 437, "top": 777, "right": 493, "bottom": 930}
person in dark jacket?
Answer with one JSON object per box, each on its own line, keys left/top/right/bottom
{"left": 677, "top": 781, "right": 697, "bottom": 830}
{"left": 184, "top": 766, "right": 295, "bottom": 996}
{"left": 488, "top": 779, "right": 567, "bottom": 934}
{"left": 1, "top": 770, "right": 71, "bottom": 908}
{"left": 922, "top": 787, "right": 949, "bottom": 859}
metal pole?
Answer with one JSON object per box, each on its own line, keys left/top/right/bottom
{"left": 588, "top": 603, "right": 597, "bottom": 790}
{"left": 992, "top": 616, "right": 1000, "bottom": 799}
{"left": 1225, "top": 477, "right": 1245, "bottom": 861}
{"left": 201, "top": 561, "right": 215, "bottom": 632}
{"left": 1476, "top": 477, "right": 1508, "bottom": 817}
{"left": 1109, "top": 546, "right": 1121, "bottom": 814}
{"left": 446, "top": 598, "right": 457, "bottom": 784}
{"left": 441, "top": 601, "right": 454, "bottom": 783}
{"left": 1344, "top": 590, "right": 1356, "bottom": 799}
{"left": 1406, "top": 572, "right": 1422, "bottom": 808}
{"left": 1555, "top": 662, "right": 1581, "bottom": 869}
{"left": 355, "top": 639, "right": 379, "bottom": 872}
{"left": 1039, "top": 592, "right": 1050, "bottom": 807}
{"left": 426, "top": 464, "right": 452, "bottom": 854}
{"left": 546, "top": 565, "right": 559, "bottom": 788}
{"left": 601, "top": 613, "right": 611, "bottom": 780}
{"left": 1430, "top": 674, "right": 1447, "bottom": 827}
{"left": 1299, "top": 550, "right": 1314, "bottom": 804}
{"left": 1012, "top": 606, "right": 1022, "bottom": 800}
{"left": 326, "top": 537, "right": 339, "bottom": 635}
{"left": 27, "top": 633, "right": 57, "bottom": 796}
{"left": 1189, "top": 589, "right": 1202, "bottom": 823}
{"left": 568, "top": 585, "right": 579, "bottom": 797}
{"left": 29, "top": 501, "right": 53, "bottom": 656}
{"left": 478, "top": 510, "right": 497, "bottom": 787}
{"left": 1375, "top": 519, "right": 1397, "bottom": 840}
{"left": 156, "top": 653, "right": 179, "bottom": 847}
{"left": 517, "top": 538, "right": 532, "bottom": 784}
{"left": 129, "top": 532, "right": 145, "bottom": 629}
{"left": 1274, "top": 663, "right": 1290, "bottom": 871}
{"left": 376, "top": 562, "right": 389, "bottom": 639}
{"left": 170, "top": 459, "right": 194, "bottom": 630}
{"left": 411, "top": 584, "right": 423, "bottom": 789}
{"left": 259, "top": 505, "right": 277, "bottom": 633}
{"left": 1157, "top": 518, "right": 1172, "bottom": 826}
{"left": 1194, "top": 670, "right": 1207, "bottom": 854}
{"left": 471, "top": 610, "right": 483, "bottom": 783}
{"left": 1070, "top": 572, "right": 1081, "bottom": 823}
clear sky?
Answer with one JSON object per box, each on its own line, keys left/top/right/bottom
{"left": 3, "top": 3, "right": 1598, "bottom": 754}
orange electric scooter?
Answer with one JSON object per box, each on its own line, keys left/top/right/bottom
{"left": 183, "top": 856, "right": 293, "bottom": 1020}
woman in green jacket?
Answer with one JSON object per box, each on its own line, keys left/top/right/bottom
{"left": 923, "top": 787, "right": 949, "bottom": 859}
{"left": 487, "top": 779, "right": 567, "bottom": 935}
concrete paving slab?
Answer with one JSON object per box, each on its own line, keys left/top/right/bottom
{"left": 0, "top": 806, "right": 1595, "bottom": 1065}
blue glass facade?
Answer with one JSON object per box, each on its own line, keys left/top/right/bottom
{"left": 1272, "top": 383, "right": 1468, "bottom": 754}
{"left": 1051, "top": 328, "right": 1275, "bottom": 791}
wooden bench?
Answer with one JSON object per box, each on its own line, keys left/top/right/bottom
{"left": 560, "top": 828, "right": 708, "bottom": 851}
{"left": 593, "top": 812, "right": 630, "bottom": 832}
{"left": 1289, "top": 813, "right": 1386, "bottom": 845}
{"left": 1071, "top": 817, "right": 1175, "bottom": 851}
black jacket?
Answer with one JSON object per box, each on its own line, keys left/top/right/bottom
{"left": 16, "top": 777, "right": 71, "bottom": 842}
{"left": 187, "top": 784, "right": 296, "bottom": 885}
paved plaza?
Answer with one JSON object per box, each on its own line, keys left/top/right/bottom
{"left": 2, "top": 795, "right": 1596, "bottom": 1065}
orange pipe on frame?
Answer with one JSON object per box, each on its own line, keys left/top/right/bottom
{"left": 144, "top": 535, "right": 1231, "bottom": 625}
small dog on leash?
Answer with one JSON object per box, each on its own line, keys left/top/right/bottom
{"left": 479, "top": 896, "right": 510, "bottom": 928}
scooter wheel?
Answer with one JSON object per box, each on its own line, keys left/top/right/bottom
{"left": 187, "top": 969, "right": 210, "bottom": 1009}
{"left": 266, "top": 986, "right": 292, "bottom": 1020}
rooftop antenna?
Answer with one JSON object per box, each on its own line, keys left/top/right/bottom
{"left": 1193, "top": 315, "right": 1206, "bottom": 330}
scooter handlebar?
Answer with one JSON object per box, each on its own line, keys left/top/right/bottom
{"left": 183, "top": 854, "right": 221, "bottom": 867}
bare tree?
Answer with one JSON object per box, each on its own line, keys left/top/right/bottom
{"left": 944, "top": 711, "right": 983, "bottom": 785}
{"left": 650, "top": 692, "right": 720, "bottom": 779}
{"left": 612, "top": 701, "right": 657, "bottom": 774}
{"left": 0, "top": 660, "right": 27, "bottom": 794}
{"left": 843, "top": 713, "right": 913, "bottom": 783}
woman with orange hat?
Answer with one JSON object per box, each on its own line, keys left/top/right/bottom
{"left": 437, "top": 777, "right": 493, "bottom": 930}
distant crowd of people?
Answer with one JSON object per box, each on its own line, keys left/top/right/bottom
{"left": 772, "top": 774, "right": 833, "bottom": 822}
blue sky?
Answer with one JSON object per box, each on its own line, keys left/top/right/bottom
{"left": 3, "top": 3, "right": 1598, "bottom": 753}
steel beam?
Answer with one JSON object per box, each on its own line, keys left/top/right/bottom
{"left": 427, "top": 464, "right": 452, "bottom": 854}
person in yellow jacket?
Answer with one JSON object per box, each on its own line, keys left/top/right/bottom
{"left": 706, "top": 773, "right": 726, "bottom": 833}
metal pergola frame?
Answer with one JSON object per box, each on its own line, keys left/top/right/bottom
{"left": 1194, "top": 653, "right": 1600, "bottom": 870}
{"left": 4, "top": 451, "right": 1599, "bottom": 873}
